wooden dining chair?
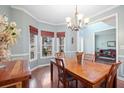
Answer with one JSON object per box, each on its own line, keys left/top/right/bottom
{"left": 55, "top": 58, "right": 78, "bottom": 88}
{"left": 76, "top": 52, "right": 83, "bottom": 64}
{"left": 82, "top": 53, "right": 95, "bottom": 62}
{"left": 55, "top": 52, "right": 65, "bottom": 58}
{"left": 105, "top": 62, "right": 121, "bottom": 88}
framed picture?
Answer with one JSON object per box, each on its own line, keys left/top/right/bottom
{"left": 107, "top": 41, "right": 116, "bottom": 47}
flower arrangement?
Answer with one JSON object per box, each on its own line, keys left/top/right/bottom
{"left": 0, "top": 15, "right": 21, "bottom": 61}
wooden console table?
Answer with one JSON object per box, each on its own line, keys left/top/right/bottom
{"left": 0, "top": 60, "right": 31, "bottom": 88}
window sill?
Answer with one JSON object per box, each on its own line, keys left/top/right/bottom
{"left": 30, "top": 58, "right": 37, "bottom": 62}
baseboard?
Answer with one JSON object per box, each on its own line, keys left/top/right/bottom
{"left": 31, "top": 63, "right": 50, "bottom": 71}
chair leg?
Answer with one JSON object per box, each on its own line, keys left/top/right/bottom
{"left": 68, "top": 82, "right": 70, "bottom": 87}
{"left": 57, "top": 80, "right": 59, "bottom": 88}
{"left": 76, "top": 80, "right": 78, "bottom": 88}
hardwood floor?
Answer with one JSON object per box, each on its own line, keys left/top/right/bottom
{"left": 29, "top": 65, "right": 124, "bottom": 88}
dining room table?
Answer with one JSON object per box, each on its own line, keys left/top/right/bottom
{"left": 50, "top": 57, "right": 117, "bottom": 88}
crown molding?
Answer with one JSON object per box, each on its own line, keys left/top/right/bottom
{"left": 11, "top": 5, "right": 120, "bottom": 26}
{"left": 90, "top": 5, "right": 120, "bottom": 19}
{"left": 11, "top": 5, "right": 58, "bottom": 26}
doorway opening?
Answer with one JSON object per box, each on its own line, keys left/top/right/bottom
{"left": 93, "top": 14, "right": 118, "bottom": 64}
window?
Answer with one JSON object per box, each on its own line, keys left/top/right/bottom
{"left": 41, "top": 31, "right": 54, "bottom": 57}
{"left": 42, "top": 37, "right": 53, "bottom": 57}
{"left": 58, "top": 37, "right": 65, "bottom": 52}
{"left": 29, "top": 25, "right": 38, "bottom": 61}
{"left": 57, "top": 32, "right": 65, "bottom": 52}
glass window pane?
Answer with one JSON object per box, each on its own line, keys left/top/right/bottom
{"left": 42, "top": 37, "right": 53, "bottom": 57}
{"left": 30, "top": 33, "right": 37, "bottom": 60}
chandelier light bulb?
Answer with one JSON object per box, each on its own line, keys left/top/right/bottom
{"left": 77, "top": 14, "right": 83, "bottom": 21}
{"left": 84, "top": 17, "right": 90, "bottom": 24}
{"left": 66, "top": 17, "right": 71, "bottom": 23}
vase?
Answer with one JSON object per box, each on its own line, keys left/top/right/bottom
{"left": 0, "top": 44, "right": 10, "bottom": 68}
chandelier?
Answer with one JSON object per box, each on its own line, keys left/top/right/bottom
{"left": 65, "top": 5, "right": 90, "bottom": 31}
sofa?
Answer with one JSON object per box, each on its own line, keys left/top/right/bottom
{"left": 97, "top": 49, "right": 116, "bottom": 60}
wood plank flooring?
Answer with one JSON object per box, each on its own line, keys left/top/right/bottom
{"left": 29, "top": 65, "right": 124, "bottom": 88}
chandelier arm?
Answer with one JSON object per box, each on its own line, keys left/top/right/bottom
{"left": 76, "top": 5, "right": 77, "bottom": 14}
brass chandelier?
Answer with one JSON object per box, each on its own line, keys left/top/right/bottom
{"left": 65, "top": 5, "right": 90, "bottom": 31}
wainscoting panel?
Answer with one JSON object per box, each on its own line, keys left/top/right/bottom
{"left": 118, "top": 56, "right": 124, "bottom": 80}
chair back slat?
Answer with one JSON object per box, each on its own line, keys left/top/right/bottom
{"left": 106, "top": 62, "right": 121, "bottom": 88}
{"left": 55, "top": 52, "right": 65, "bottom": 58}
{"left": 76, "top": 52, "right": 83, "bottom": 64}
{"left": 55, "top": 58, "right": 65, "bottom": 79}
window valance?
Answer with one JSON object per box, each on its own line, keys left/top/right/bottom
{"left": 41, "top": 31, "right": 54, "bottom": 37}
{"left": 29, "top": 25, "right": 38, "bottom": 35}
{"left": 57, "top": 32, "right": 65, "bottom": 37}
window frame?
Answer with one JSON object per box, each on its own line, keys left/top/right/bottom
{"left": 29, "top": 32, "right": 38, "bottom": 62}
{"left": 40, "top": 35, "right": 55, "bottom": 59}
{"left": 56, "top": 36, "right": 66, "bottom": 52}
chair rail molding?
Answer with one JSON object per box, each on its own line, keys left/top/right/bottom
{"left": 11, "top": 53, "right": 29, "bottom": 57}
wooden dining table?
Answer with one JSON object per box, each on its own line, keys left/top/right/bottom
{"left": 0, "top": 60, "right": 31, "bottom": 88}
{"left": 50, "top": 57, "right": 116, "bottom": 88}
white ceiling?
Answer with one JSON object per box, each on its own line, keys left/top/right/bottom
{"left": 11, "top": 5, "right": 118, "bottom": 25}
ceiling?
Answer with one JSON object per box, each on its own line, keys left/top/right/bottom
{"left": 11, "top": 5, "right": 118, "bottom": 25}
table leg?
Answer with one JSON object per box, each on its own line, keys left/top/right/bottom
{"left": 22, "top": 79, "right": 29, "bottom": 88}
{"left": 113, "top": 74, "right": 117, "bottom": 88}
{"left": 63, "top": 72, "right": 67, "bottom": 88}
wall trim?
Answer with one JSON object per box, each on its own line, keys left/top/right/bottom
{"left": 90, "top": 13, "right": 118, "bottom": 25}
{"left": 90, "top": 5, "right": 120, "bottom": 19}
{"left": 11, "top": 53, "right": 29, "bottom": 57}
{"left": 11, "top": 5, "right": 120, "bottom": 26}
{"left": 11, "top": 5, "right": 58, "bottom": 26}
{"left": 93, "top": 13, "right": 119, "bottom": 62}
{"left": 118, "top": 55, "right": 124, "bottom": 58}
{"left": 31, "top": 63, "right": 50, "bottom": 71}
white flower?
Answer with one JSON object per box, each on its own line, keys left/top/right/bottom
{"left": 10, "top": 22, "right": 16, "bottom": 27}
{"left": 0, "top": 15, "right": 5, "bottom": 24}
{"left": 0, "top": 25, "right": 6, "bottom": 32}
{"left": 0, "top": 15, "right": 21, "bottom": 47}
{"left": 3, "top": 16, "right": 8, "bottom": 22}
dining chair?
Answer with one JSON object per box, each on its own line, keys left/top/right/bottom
{"left": 55, "top": 58, "right": 78, "bottom": 88}
{"left": 76, "top": 52, "right": 83, "bottom": 64}
{"left": 55, "top": 52, "right": 65, "bottom": 58}
{"left": 82, "top": 53, "right": 95, "bottom": 62}
{"left": 105, "top": 62, "right": 121, "bottom": 88}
